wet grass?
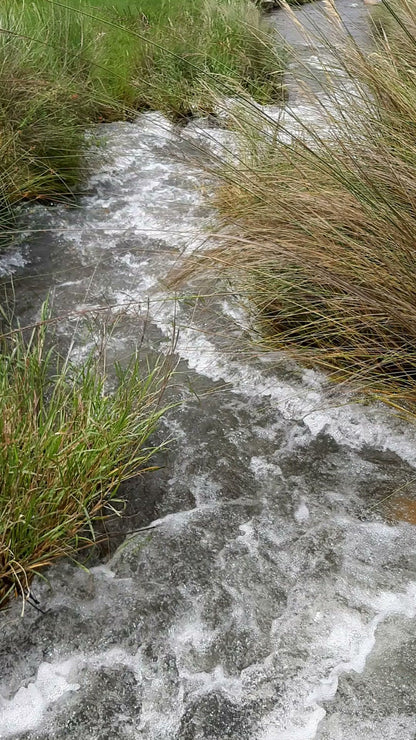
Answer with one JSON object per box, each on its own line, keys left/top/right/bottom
{"left": 0, "top": 305, "right": 171, "bottom": 608}
{"left": 179, "top": 0, "right": 416, "bottom": 416}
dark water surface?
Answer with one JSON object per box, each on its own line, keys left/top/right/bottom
{"left": 1, "top": 3, "right": 416, "bottom": 738}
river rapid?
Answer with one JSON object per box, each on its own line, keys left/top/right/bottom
{"left": 1, "top": 2, "right": 416, "bottom": 738}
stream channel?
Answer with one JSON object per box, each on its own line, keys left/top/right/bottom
{"left": 1, "top": 2, "right": 416, "bottom": 738}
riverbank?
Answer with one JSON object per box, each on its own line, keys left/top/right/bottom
{"left": 186, "top": 0, "right": 416, "bottom": 417}
{"left": 0, "top": 0, "right": 283, "bottom": 223}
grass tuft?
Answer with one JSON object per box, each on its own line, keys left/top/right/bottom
{"left": 178, "top": 0, "right": 416, "bottom": 416}
{"left": 0, "top": 305, "right": 170, "bottom": 608}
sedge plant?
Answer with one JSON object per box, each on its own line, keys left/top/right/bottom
{"left": 0, "top": 0, "right": 284, "bottom": 224}
{"left": 178, "top": 0, "right": 416, "bottom": 417}
{"left": 0, "top": 305, "right": 171, "bottom": 608}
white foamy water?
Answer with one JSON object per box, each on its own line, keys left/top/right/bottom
{"left": 0, "top": 660, "right": 80, "bottom": 737}
{"left": 1, "top": 2, "right": 416, "bottom": 739}
{"left": 0, "top": 249, "right": 27, "bottom": 277}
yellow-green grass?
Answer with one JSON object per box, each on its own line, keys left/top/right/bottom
{"left": 179, "top": 0, "right": 416, "bottom": 416}
{"left": 0, "top": 307, "right": 170, "bottom": 608}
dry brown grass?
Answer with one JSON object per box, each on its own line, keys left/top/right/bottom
{"left": 178, "top": 0, "right": 416, "bottom": 415}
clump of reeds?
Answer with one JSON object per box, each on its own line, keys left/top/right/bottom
{"left": 179, "top": 0, "right": 416, "bottom": 415}
{"left": 0, "top": 306, "right": 170, "bottom": 608}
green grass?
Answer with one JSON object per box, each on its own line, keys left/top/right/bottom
{"left": 0, "top": 0, "right": 284, "bottom": 214}
{"left": 179, "top": 0, "right": 416, "bottom": 416}
{"left": 0, "top": 306, "right": 170, "bottom": 608}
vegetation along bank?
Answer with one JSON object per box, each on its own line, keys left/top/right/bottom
{"left": 0, "top": 306, "right": 172, "bottom": 607}
{"left": 0, "top": 0, "right": 283, "bottom": 223}
{"left": 184, "top": 0, "right": 416, "bottom": 417}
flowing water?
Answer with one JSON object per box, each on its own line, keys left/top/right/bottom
{"left": 1, "top": 2, "right": 416, "bottom": 739}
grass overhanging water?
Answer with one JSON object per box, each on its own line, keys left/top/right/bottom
{"left": 0, "top": 304, "right": 172, "bottom": 609}
{"left": 178, "top": 0, "right": 416, "bottom": 418}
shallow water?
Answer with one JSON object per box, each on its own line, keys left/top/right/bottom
{"left": 1, "top": 2, "right": 416, "bottom": 739}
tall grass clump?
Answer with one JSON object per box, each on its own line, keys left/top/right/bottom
{"left": 181, "top": 0, "right": 416, "bottom": 416}
{"left": 129, "top": 0, "right": 285, "bottom": 114}
{"left": 0, "top": 0, "right": 284, "bottom": 222}
{"left": 0, "top": 308, "right": 170, "bottom": 608}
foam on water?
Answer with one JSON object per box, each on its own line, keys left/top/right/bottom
{"left": 0, "top": 660, "right": 80, "bottom": 737}
{"left": 1, "top": 3, "right": 416, "bottom": 738}
{"left": 0, "top": 249, "right": 27, "bottom": 277}
{"left": 260, "top": 580, "right": 416, "bottom": 739}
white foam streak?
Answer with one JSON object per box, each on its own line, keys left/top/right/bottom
{"left": 261, "top": 583, "right": 416, "bottom": 740}
{"left": 0, "top": 659, "right": 80, "bottom": 737}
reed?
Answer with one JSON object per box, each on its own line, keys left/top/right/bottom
{"left": 180, "top": 0, "right": 416, "bottom": 415}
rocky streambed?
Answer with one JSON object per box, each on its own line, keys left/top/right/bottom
{"left": 1, "top": 2, "right": 416, "bottom": 739}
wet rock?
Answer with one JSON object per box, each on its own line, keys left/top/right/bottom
{"left": 179, "top": 692, "right": 253, "bottom": 740}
